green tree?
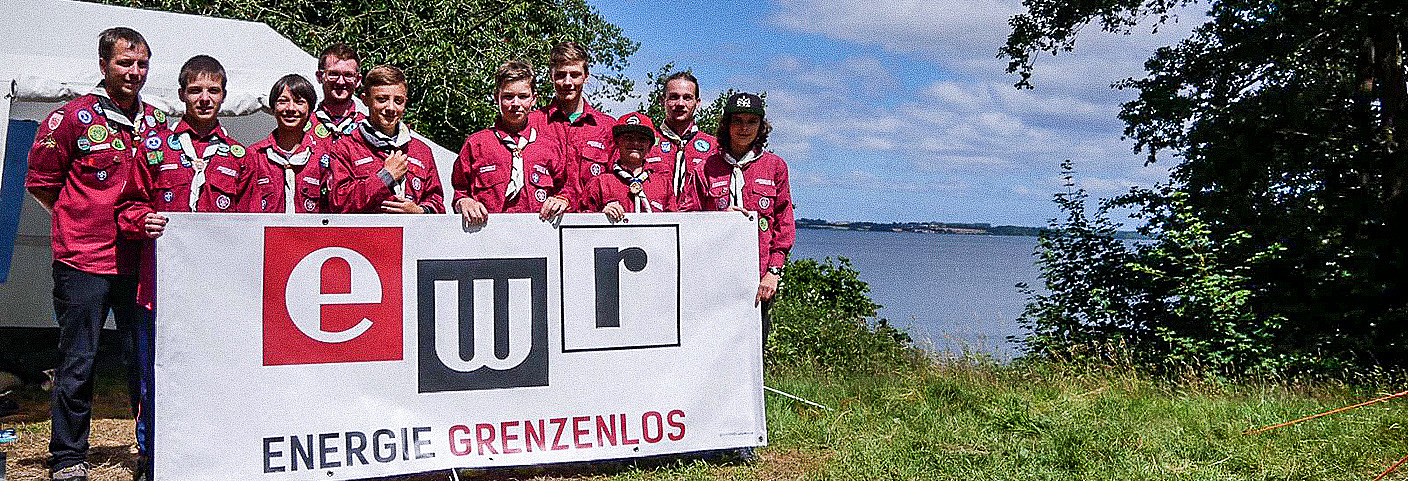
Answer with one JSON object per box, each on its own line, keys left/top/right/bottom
{"left": 1005, "top": 0, "right": 1408, "bottom": 369}
{"left": 100, "top": 0, "right": 639, "bottom": 148}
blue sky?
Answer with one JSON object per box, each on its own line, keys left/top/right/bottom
{"left": 587, "top": 0, "right": 1202, "bottom": 226}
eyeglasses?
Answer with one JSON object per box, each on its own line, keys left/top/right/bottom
{"left": 320, "top": 71, "right": 359, "bottom": 82}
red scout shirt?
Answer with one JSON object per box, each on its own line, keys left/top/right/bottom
{"left": 26, "top": 90, "right": 167, "bottom": 275}
{"left": 140, "top": 120, "right": 259, "bottom": 213}
{"left": 531, "top": 102, "right": 615, "bottom": 211}
{"left": 680, "top": 150, "right": 795, "bottom": 277}
{"left": 325, "top": 123, "right": 444, "bottom": 214}
{"left": 450, "top": 123, "right": 571, "bottom": 214}
{"left": 649, "top": 122, "right": 717, "bottom": 210}
{"left": 248, "top": 125, "right": 330, "bottom": 213}
{"left": 581, "top": 163, "right": 674, "bottom": 213}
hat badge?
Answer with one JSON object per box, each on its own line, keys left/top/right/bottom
{"left": 627, "top": 115, "right": 640, "bottom": 124}
{"left": 736, "top": 97, "right": 752, "bottom": 107}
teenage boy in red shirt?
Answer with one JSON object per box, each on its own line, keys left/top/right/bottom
{"left": 248, "top": 74, "right": 328, "bottom": 213}
{"left": 582, "top": 113, "right": 675, "bottom": 219}
{"left": 324, "top": 65, "right": 444, "bottom": 214}
{"left": 650, "top": 71, "right": 717, "bottom": 209}
{"left": 529, "top": 41, "right": 615, "bottom": 211}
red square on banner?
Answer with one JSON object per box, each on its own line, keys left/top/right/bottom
{"left": 263, "top": 227, "right": 403, "bottom": 365}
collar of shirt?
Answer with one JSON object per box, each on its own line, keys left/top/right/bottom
{"left": 314, "top": 103, "right": 361, "bottom": 124}
{"left": 89, "top": 83, "right": 144, "bottom": 130}
{"left": 545, "top": 102, "right": 602, "bottom": 126}
{"left": 172, "top": 118, "right": 230, "bottom": 144}
{"left": 357, "top": 120, "right": 412, "bottom": 150}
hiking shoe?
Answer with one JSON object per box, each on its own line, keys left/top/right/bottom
{"left": 51, "top": 462, "right": 89, "bottom": 480}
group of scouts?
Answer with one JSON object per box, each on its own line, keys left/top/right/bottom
{"left": 25, "top": 26, "right": 793, "bottom": 481}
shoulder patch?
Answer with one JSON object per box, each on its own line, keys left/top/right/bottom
{"left": 47, "top": 111, "right": 63, "bottom": 130}
{"left": 660, "top": 141, "right": 672, "bottom": 153}
{"left": 230, "top": 145, "right": 246, "bottom": 158}
{"left": 693, "top": 139, "right": 710, "bottom": 153}
{"left": 77, "top": 110, "right": 93, "bottom": 125}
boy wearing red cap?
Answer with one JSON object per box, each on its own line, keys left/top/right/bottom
{"left": 452, "top": 60, "right": 572, "bottom": 225}
{"left": 583, "top": 112, "right": 674, "bottom": 219}
{"left": 324, "top": 65, "right": 444, "bottom": 214}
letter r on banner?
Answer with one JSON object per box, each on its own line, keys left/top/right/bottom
{"left": 263, "top": 227, "right": 403, "bottom": 365}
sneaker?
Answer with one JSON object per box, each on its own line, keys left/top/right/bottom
{"left": 51, "top": 462, "right": 89, "bottom": 480}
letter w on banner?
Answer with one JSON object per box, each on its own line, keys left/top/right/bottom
{"left": 153, "top": 213, "right": 764, "bottom": 481}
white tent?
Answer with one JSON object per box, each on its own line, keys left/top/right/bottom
{"left": 0, "top": 0, "right": 461, "bottom": 327}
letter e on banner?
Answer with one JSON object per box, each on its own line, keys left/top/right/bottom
{"left": 263, "top": 227, "right": 403, "bottom": 365}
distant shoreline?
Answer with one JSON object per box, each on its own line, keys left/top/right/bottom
{"left": 796, "top": 218, "right": 1146, "bottom": 239}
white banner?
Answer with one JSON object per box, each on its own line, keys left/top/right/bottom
{"left": 154, "top": 212, "right": 765, "bottom": 480}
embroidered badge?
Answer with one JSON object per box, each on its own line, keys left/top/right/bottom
{"left": 755, "top": 178, "right": 775, "bottom": 186}
{"left": 159, "top": 163, "right": 179, "bottom": 171}
{"left": 77, "top": 110, "right": 93, "bottom": 125}
{"left": 216, "top": 166, "right": 238, "bottom": 177}
{"left": 303, "top": 177, "right": 320, "bottom": 185}
{"left": 535, "top": 189, "right": 548, "bottom": 203}
{"left": 759, "top": 217, "right": 770, "bottom": 231}
{"left": 256, "top": 177, "right": 270, "bottom": 185}
{"left": 95, "top": 170, "right": 108, "bottom": 182}
{"left": 408, "top": 157, "right": 424, "bottom": 168}
{"left": 261, "top": 198, "right": 268, "bottom": 211}
{"left": 716, "top": 197, "right": 729, "bottom": 209}
{"left": 144, "top": 136, "right": 161, "bottom": 150}
{"left": 590, "top": 163, "right": 602, "bottom": 176}
{"left": 342, "top": 124, "right": 356, "bottom": 135}
{"left": 111, "top": 138, "right": 125, "bottom": 151}
{"left": 216, "top": 195, "right": 231, "bottom": 210}
{"left": 145, "top": 115, "right": 156, "bottom": 128}
{"left": 230, "top": 145, "right": 246, "bottom": 158}
{"left": 76, "top": 138, "right": 91, "bottom": 151}
{"left": 217, "top": 144, "right": 230, "bottom": 156}
{"left": 587, "top": 140, "right": 605, "bottom": 150}
{"left": 693, "top": 139, "right": 710, "bottom": 153}
{"left": 411, "top": 177, "right": 422, "bottom": 191}
{"left": 154, "top": 110, "right": 166, "bottom": 123}
{"left": 645, "top": 156, "right": 662, "bottom": 163}
{"left": 304, "top": 199, "right": 317, "bottom": 211}
{"left": 168, "top": 135, "right": 182, "bottom": 150}
{"left": 320, "top": 154, "right": 331, "bottom": 168}
{"left": 314, "top": 124, "right": 330, "bottom": 139}
{"left": 163, "top": 191, "right": 174, "bottom": 203}
{"left": 478, "top": 164, "right": 497, "bottom": 173}
{"left": 47, "top": 112, "right": 63, "bottom": 130}
{"left": 759, "top": 196, "right": 771, "bottom": 209}
{"left": 354, "top": 157, "right": 374, "bottom": 166}
{"left": 531, "top": 172, "right": 541, "bottom": 184}
{"left": 660, "top": 141, "right": 672, "bottom": 153}
{"left": 91, "top": 103, "right": 104, "bottom": 116}
{"left": 146, "top": 151, "right": 162, "bottom": 165}
{"left": 39, "top": 136, "right": 57, "bottom": 149}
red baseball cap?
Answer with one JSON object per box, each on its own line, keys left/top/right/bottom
{"left": 613, "top": 112, "right": 656, "bottom": 143}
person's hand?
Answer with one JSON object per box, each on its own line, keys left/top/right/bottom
{"left": 602, "top": 201, "right": 626, "bottom": 222}
{"left": 539, "top": 195, "right": 569, "bottom": 220}
{"left": 143, "top": 213, "right": 168, "bottom": 239}
{"left": 381, "top": 196, "right": 425, "bottom": 214}
{"left": 757, "top": 272, "right": 780, "bottom": 305}
{"left": 457, "top": 197, "right": 488, "bottom": 226}
{"left": 383, "top": 151, "right": 409, "bottom": 180}
{"left": 727, "top": 205, "right": 755, "bottom": 219}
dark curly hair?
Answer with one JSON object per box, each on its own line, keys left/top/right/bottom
{"left": 716, "top": 112, "right": 771, "bottom": 155}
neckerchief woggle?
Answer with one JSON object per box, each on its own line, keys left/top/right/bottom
{"left": 613, "top": 165, "right": 652, "bottom": 213}
{"left": 724, "top": 149, "right": 761, "bottom": 209}
{"left": 659, "top": 122, "right": 697, "bottom": 198}
{"left": 494, "top": 128, "right": 536, "bottom": 202}
{"left": 264, "top": 141, "right": 312, "bottom": 213}
{"left": 358, "top": 120, "right": 413, "bottom": 197}
{"left": 177, "top": 130, "right": 226, "bottom": 211}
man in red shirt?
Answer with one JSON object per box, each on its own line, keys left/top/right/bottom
{"left": 650, "top": 71, "right": 717, "bottom": 209}
{"left": 324, "top": 65, "right": 444, "bottom": 214}
{"left": 582, "top": 113, "right": 674, "bottom": 219}
{"left": 529, "top": 41, "right": 616, "bottom": 211}
{"left": 452, "top": 60, "right": 572, "bottom": 224}
{"left": 312, "top": 43, "right": 366, "bottom": 141}
{"left": 26, "top": 27, "right": 163, "bottom": 481}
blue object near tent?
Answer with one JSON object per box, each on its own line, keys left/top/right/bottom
{"left": 0, "top": 120, "right": 37, "bottom": 283}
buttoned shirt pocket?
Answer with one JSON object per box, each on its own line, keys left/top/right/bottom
{"left": 349, "top": 156, "right": 383, "bottom": 179}
{"left": 75, "top": 151, "right": 121, "bottom": 188}
{"left": 297, "top": 175, "right": 325, "bottom": 212}
{"left": 748, "top": 183, "right": 777, "bottom": 214}
{"left": 153, "top": 167, "right": 190, "bottom": 210}
{"left": 204, "top": 169, "right": 242, "bottom": 211}
{"left": 472, "top": 163, "right": 509, "bottom": 195}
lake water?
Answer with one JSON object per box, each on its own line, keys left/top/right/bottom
{"left": 789, "top": 229, "right": 1042, "bottom": 359}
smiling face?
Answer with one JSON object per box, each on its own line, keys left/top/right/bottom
{"left": 362, "top": 83, "right": 407, "bottom": 135}
{"left": 728, "top": 113, "right": 762, "bottom": 154}
{"left": 498, "top": 79, "right": 536, "bottom": 131}
{"left": 616, "top": 131, "right": 652, "bottom": 167}
{"left": 272, "top": 86, "right": 311, "bottom": 133}
{"left": 180, "top": 73, "right": 225, "bottom": 131}
{"left": 551, "top": 60, "right": 587, "bottom": 110}
{"left": 318, "top": 57, "right": 361, "bottom": 104}
{"left": 662, "top": 78, "right": 700, "bottom": 130}
{"left": 99, "top": 40, "right": 150, "bottom": 109}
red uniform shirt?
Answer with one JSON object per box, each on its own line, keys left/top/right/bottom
{"left": 581, "top": 163, "right": 675, "bottom": 214}
{"left": 648, "top": 123, "right": 717, "bottom": 210}
{"left": 140, "top": 120, "right": 259, "bottom": 213}
{"left": 680, "top": 150, "right": 795, "bottom": 277}
{"left": 26, "top": 91, "right": 166, "bottom": 275}
{"left": 325, "top": 123, "right": 444, "bottom": 214}
{"left": 248, "top": 126, "right": 330, "bottom": 213}
{"left": 531, "top": 103, "right": 615, "bottom": 211}
{"left": 450, "top": 124, "right": 571, "bottom": 214}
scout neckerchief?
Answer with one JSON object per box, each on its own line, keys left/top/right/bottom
{"left": 613, "top": 164, "right": 653, "bottom": 213}
{"left": 494, "top": 127, "right": 537, "bottom": 202}
{"left": 177, "top": 128, "right": 227, "bottom": 211}
{"left": 659, "top": 122, "right": 698, "bottom": 198}
{"left": 264, "top": 138, "right": 312, "bottom": 213}
{"left": 357, "top": 120, "right": 413, "bottom": 197}
{"left": 724, "top": 149, "right": 762, "bottom": 209}
{"left": 91, "top": 85, "right": 142, "bottom": 130}
{"left": 315, "top": 107, "right": 359, "bottom": 136}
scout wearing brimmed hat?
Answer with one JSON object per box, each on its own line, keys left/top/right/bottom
{"left": 583, "top": 112, "right": 676, "bottom": 220}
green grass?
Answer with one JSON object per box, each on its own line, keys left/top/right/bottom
{"left": 569, "top": 357, "right": 1408, "bottom": 480}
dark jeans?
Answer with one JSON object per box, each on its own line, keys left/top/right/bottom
{"left": 48, "top": 262, "right": 153, "bottom": 472}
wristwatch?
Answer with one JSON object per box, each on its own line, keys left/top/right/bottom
{"left": 767, "top": 266, "right": 783, "bottom": 276}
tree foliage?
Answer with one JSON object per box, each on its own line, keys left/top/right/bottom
{"left": 769, "top": 257, "right": 917, "bottom": 372}
{"left": 99, "top": 0, "right": 639, "bottom": 148}
{"left": 1006, "top": 0, "right": 1408, "bottom": 371}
